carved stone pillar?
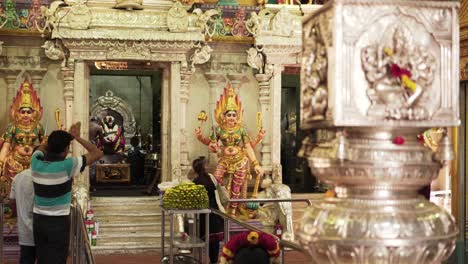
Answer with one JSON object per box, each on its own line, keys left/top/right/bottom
{"left": 227, "top": 73, "right": 244, "bottom": 94}
{"left": 267, "top": 64, "right": 283, "bottom": 179}
{"left": 170, "top": 61, "right": 182, "bottom": 181}
{"left": 204, "top": 71, "right": 225, "bottom": 164}
{"left": 255, "top": 72, "right": 273, "bottom": 172}
{"left": 61, "top": 60, "right": 75, "bottom": 133}
{"left": 72, "top": 60, "right": 89, "bottom": 210}
{"left": 5, "top": 72, "right": 19, "bottom": 109}
{"left": 31, "top": 72, "right": 47, "bottom": 95}
{"left": 180, "top": 65, "right": 193, "bottom": 176}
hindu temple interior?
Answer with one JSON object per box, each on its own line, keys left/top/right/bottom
{"left": 0, "top": 0, "right": 467, "bottom": 263}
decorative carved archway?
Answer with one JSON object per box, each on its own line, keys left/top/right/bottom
{"left": 90, "top": 90, "right": 137, "bottom": 143}
{"left": 43, "top": 0, "right": 215, "bottom": 207}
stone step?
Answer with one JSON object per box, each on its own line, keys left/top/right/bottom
{"left": 92, "top": 203, "right": 161, "bottom": 212}
{"left": 98, "top": 223, "right": 165, "bottom": 235}
{"left": 91, "top": 242, "right": 163, "bottom": 255}
{"left": 91, "top": 196, "right": 161, "bottom": 206}
{"left": 96, "top": 233, "right": 171, "bottom": 245}
{"left": 94, "top": 213, "right": 163, "bottom": 223}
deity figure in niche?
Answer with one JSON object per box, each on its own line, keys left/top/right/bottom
{"left": 0, "top": 80, "right": 45, "bottom": 196}
{"left": 96, "top": 114, "right": 126, "bottom": 155}
{"left": 1, "top": 0, "right": 20, "bottom": 29}
{"left": 195, "top": 83, "right": 265, "bottom": 217}
{"left": 361, "top": 25, "right": 436, "bottom": 120}
{"left": 27, "top": 0, "right": 45, "bottom": 30}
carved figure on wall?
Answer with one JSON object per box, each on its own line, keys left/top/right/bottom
{"left": 302, "top": 22, "right": 328, "bottom": 122}
{"left": 114, "top": 0, "right": 144, "bottom": 10}
{"left": 246, "top": 47, "right": 264, "bottom": 74}
{"left": 257, "top": 170, "right": 294, "bottom": 241}
{"left": 96, "top": 114, "right": 126, "bottom": 155}
{"left": 0, "top": 80, "right": 45, "bottom": 196}
{"left": 37, "top": 1, "right": 65, "bottom": 34}
{"left": 361, "top": 25, "right": 436, "bottom": 120}
{"left": 1, "top": 0, "right": 20, "bottom": 29}
{"left": 167, "top": 1, "right": 188, "bottom": 33}
{"left": 42, "top": 40, "right": 65, "bottom": 61}
{"left": 190, "top": 44, "right": 213, "bottom": 69}
{"left": 195, "top": 83, "right": 265, "bottom": 217}
{"left": 27, "top": 0, "right": 45, "bottom": 30}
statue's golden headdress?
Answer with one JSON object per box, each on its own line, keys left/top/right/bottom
{"left": 214, "top": 82, "right": 243, "bottom": 125}
{"left": 10, "top": 80, "right": 43, "bottom": 124}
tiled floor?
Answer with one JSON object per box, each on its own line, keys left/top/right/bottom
{"left": 94, "top": 250, "right": 311, "bottom": 264}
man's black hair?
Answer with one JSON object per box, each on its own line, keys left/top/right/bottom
{"left": 233, "top": 246, "right": 270, "bottom": 264}
{"left": 130, "top": 136, "right": 140, "bottom": 147}
{"left": 47, "top": 130, "right": 73, "bottom": 154}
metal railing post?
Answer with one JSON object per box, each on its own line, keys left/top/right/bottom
{"left": 0, "top": 202, "right": 4, "bottom": 264}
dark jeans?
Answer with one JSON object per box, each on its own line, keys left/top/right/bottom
{"left": 20, "top": 245, "right": 36, "bottom": 264}
{"left": 33, "top": 213, "right": 71, "bottom": 264}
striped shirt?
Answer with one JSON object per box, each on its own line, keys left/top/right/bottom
{"left": 31, "top": 150, "right": 85, "bottom": 216}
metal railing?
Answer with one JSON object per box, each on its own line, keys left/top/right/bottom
{"left": 210, "top": 197, "right": 315, "bottom": 264}
{"left": 0, "top": 202, "right": 4, "bottom": 263}
{"left": 70, "top": 201, "right": 95, "bottom": 264}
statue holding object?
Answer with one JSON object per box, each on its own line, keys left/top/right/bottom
{"left": 0, "top": 80, "right": 45, "bottom": 197}
{"left": 195, "top": 82, "right": 265, "bottom": 217}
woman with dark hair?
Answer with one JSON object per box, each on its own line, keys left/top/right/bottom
{"left": 192, "top": 156, "right": 224, "bottom": 264}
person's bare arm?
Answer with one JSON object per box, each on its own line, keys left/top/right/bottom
{"left": 69, "top": 122, "right": 103, "bottom": 166}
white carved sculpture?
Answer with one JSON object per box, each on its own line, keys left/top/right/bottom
{"left": 37, "top": 1, "right": 65, "bottom": 34}
{"left": 167, "top": 2, "right": 188, "bottom": 33}
{"left": 246, "top": 47, "right": 264, "bottom": 74}
{"left": 42, "top": 40, "right": 65, "bottom": 60}
{"left": 257, "top": 168, "right": 294, "bottom": 241}
{"left": 188, "top": 8, "right": 218, "bottom": 34}
{"left": 114, "top": 0, "right": 144, "bottom": 10}
{"left": 246, "top": 9, "right": 274, "bottom": 36}
{"left": 190, "top": 44, "right": 213, "bottom": 69}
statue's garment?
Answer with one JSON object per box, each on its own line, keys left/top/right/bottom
{"left": 212, "top": 125, "right": 251, "bottom": 209}
{"left": 97, "top": 124, "right": 125, "bottom": 154}
{"left": 2, "top": 123, "right": 45, "bottom": 179}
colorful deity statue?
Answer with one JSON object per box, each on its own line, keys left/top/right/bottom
{"left": 0, "top": 80, "right": 45, "bottom": 196}
{"left": 1, "top": 0, "right": 20, "bottom": 29}
{"left": 195, "top": 83, "right": 265, "bottom": 217}
{"left": 26, "top": 0, "right": 45, "bottom": 30}
{"left": 96, "top": 115, "right": 126, "bottom": 155}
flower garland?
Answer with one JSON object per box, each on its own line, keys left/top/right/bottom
{"left": 220, "top": 231, "right": 280, "bottom": 264}
{"left": 384, "top": 48, "right": 417, "bottom": 93}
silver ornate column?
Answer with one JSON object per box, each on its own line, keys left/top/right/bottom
{"left": 297, "top": 1, "right": 460, "bottom": 263}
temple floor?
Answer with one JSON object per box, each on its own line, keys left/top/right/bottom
{"left": 93, "top": 250, "right": 310, "bottom": 264}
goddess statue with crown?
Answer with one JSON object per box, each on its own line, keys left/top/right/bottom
{"left": 195, "top": 83, "right": 265, "bottom": 217}
{"left": 0, "top": 80, "right": 45, "bottom": 196}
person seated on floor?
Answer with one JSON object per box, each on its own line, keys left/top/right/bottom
{"left": 127, "top": 136, "right": 145, "bottom": 185}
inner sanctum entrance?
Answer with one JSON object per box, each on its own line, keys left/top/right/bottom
{"left": 88, "top": 61, "right": 162, "bottom": 196}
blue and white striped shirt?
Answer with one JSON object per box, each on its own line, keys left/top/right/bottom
{"left": 31, "top": 150, "right": 84, "bottom": 216}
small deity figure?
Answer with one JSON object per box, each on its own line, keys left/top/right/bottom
{"left": 0, "top": 80, "right": 45, "bottom": 196}
{"left": 27, "top": 0, "right": 45, "bottom": 30}
{"left": 361, "top": 25, "right": 436, "bottom": 120}
{"left": 1, "top": 0, "right": 20, "bottom": 29}
{"left": 96, "top": 115, "right": 125, "bottom": 155}
{"left": 195, "top": 83, "right": 265, "bottom": 217}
